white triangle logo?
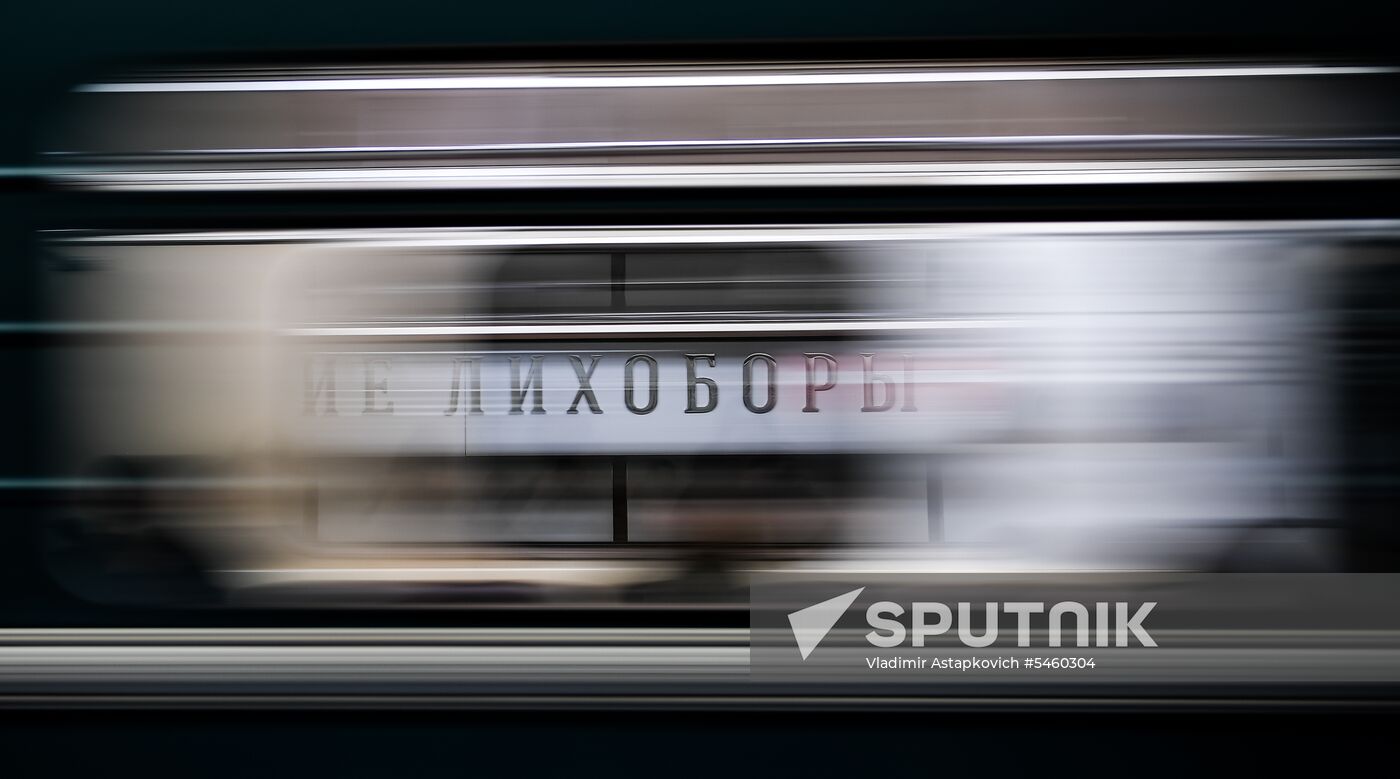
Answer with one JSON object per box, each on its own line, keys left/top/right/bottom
{"left": 787, "top": 587, "right": 865, "bottom": 660}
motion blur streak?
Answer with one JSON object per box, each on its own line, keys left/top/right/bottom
{"left": 73, "top": 64, "right": 1398, "bottom": 92}
{"left": 47, "top": 59, "right": 1400, "bottom": 191}
{"left": 17, "top": 54, "right": 1400, "bottom": 712}
{"left": 3, "top": 619, "right": 1400, "bottom": 709}
{"left": 42, "top": 219, "right": 1357, "bottom": 592}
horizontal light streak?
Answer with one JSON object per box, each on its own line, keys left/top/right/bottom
{"left": 51, "top": 219, "right": 1400, "bottom": 246}
{"left": 77, "top": 65, "right": 1397, "bottom": 93}
{"left": 50, "top": 133, "right": 1284, "bottom": 157}
{"left": 283, "top": 319, "right": 1021, "bottom": 339}
{"left": 57, "top": 158, "right": 1400, "bottom": 191}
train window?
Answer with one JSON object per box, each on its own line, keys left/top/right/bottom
{"left": 626, "top": 455, "right": 932, "bottom": 545}
{"left": 288, "top": 245, "right": 889, "bottom": 324}
{"left": 311, "top": 456, "right": 613, "bottom": 544}
{"left": 292, "top": 249, "right": 616, "bottom": 325}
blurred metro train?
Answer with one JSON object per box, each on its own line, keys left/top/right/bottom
{"left": 31, "top": 56, "right": 1400, "bottom": 609}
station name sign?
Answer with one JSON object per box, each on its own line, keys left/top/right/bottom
{"left": 304, "top": 351, "right": 923, "bottom": 416}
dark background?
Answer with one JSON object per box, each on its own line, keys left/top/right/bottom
{"left": 4, "top": 0, "right": 1400, "bottom": 770}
